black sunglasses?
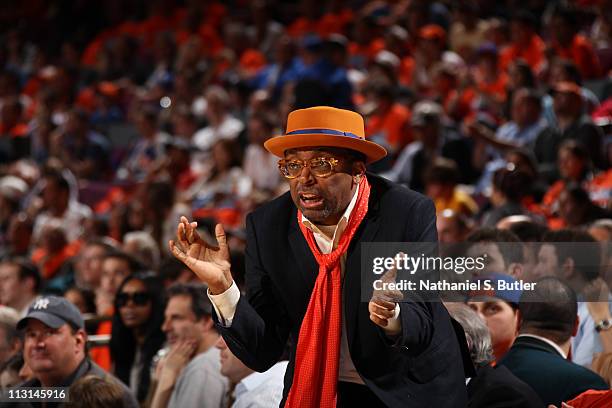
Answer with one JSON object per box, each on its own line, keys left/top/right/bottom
{"left": 116, "top": 291, "right": 151, "bottom": 307}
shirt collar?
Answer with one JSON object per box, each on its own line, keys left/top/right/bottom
{"left": 517, "top": 334, "right": 567, "bottom": 359}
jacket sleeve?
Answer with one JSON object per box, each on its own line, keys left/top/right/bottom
{"left": 214, "top": 213, "right": 291, "bottom": 372}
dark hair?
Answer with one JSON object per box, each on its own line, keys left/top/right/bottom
{"left": 43, "top": 171, "right": 70, "bottom": 194}
{"left": 64, "top": 286, "right": 97, "bottom": 315}
{"left": 424, "top": 158, "right": 459, "bottom": 186}
{"left": 66, "top": 375, "right": 127, "bottom": 408}
{"left": 1, "top": 257, "right": 42, "bottom": 294}
{"left": 166, "top": 283, "right": 213, "bottom": 320}
{"left": 103, "top": 249, "right": 145, "bottom": 274}
{"left": 553, "top": 59, "right": 583, "bottom": 86}
{"left": 508, "top": 221, "right": 548, "bottom": 242}
{"left": 551, "top": 5, "right": 578, "bottom": 31}
{"left": 511, "top": 10, "right": 537, "bottom": 28}
{"left": 511, "top": 60, "right": 536, "bottom": 88}
{"left": 110, "top": 273, "right": 165, "bottom": 403}
{"left": 492, "top": 166, "right": 531, "bottom": 202}
{"left": 519, "top": 277, "right": 577, "bottom": 344}
{"left": 467, "top": 228, "right": 524, "bottom": 265}
{"left": 541, "top": 229, "right": 601, "bottom": 282}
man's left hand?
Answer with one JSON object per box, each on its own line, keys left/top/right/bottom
{"left": 369, "top": 265, "right": 403, "bottom": 332}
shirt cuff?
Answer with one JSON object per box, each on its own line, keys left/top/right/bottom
{"left": 382, "top": 303, "right": 401, "bottom": 336}
{"left": 207, "top": 281, "right": 240, "bottom": 327}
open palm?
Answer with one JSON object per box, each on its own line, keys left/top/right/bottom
{"left": 169, "top": 216, "right": 233, "bottom": 294}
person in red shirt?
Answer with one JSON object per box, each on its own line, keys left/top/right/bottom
{"left": 500, "top": 11, "right": 545, "bottom": 73}
{"left": 549, "top": 5, "right": 603, "bottom": 80}
{"left": 364, "top": 81, "right": 411, "bottom": 154}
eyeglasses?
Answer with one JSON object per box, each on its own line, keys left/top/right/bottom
{"left": 116, "top": 292, "right": 151, "bottom": 307}
{"left": 278, "top": 157, "right": 339, "bottom": 179}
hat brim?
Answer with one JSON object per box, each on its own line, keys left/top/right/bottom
{"left": 17, "top": 312, "right": 66, "bottom": 330}
{"left": 264, "top": 133, "right": 387, "bottom": 164}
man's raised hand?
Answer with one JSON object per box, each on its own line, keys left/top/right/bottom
{"left": 168, "top": 216, "right": 233, "bottom": 294}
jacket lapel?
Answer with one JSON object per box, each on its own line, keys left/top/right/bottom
{"left": 287, "top": 208, "right": 318, "bottom": 293}
{"left": 344, "top": 180, "right": 382, "bottom": 347}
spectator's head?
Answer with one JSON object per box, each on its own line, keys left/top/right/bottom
{"left": 424, "top": 158, "right": 460, "bottom": 203}
{"left": 550, "top": 5, "right": 579, "bottom": 45}
{"left": 446, "top": 303, "right": 493, "bottom": 367}
{"left": 552, "top": 81, "right": 583, "bottom": 119}
{"left": 63, "top": 287, "right": 96, "bottom": 315}
{"left": 215, "top": 336, "right": 253, "bottom": 385}
{"left": 558, "top": 140, "right": 590, "bottom": 182}
{"left": 64, "top": 109, "right": 90, "bottom": 138}
{"left": 0, "top": 353, "right": 24, "bottom": 389}
{"left": 511, "top": 88, "right": 541, "bottom": 128}
{"left": 418, "top": 24, "right": 446, "bottom": 61}
{"left": 510, "top": 10, "right": 537, "bottom": 45}
{"left": 74, "top": 239, "right": 114, "bottom": 290}
{"left": 41, "top": 171, "right": 70, "bottom": 216}
{"left": 110, "top": 273, "right": 165, "bottom": 402}
{"left": 66, "top": 375, "right": 127, "bottom": 408}
{"left": 505, "top": 148, "right": 539, "bottom": 180}
{"left": 204, "top": 85, "right": 230, "bottom": 122}
{"left": 212, "top": 139, "right": 242, "bottom": 173}
{"left": 507, "top": 60, "right": 535, "bottom": 90}
{"left": 18, "top": 296, "right": 87, "bottom": 387}
{"left": 368, "top": 80, "right": 396, "bottom": 113}
{"left": 518, "top": 277, "right": 578, "bottom": 346}
{"left": 0, "top": 97, "right": 22, "bottom": 128}
{"left": 0, "top": 258, "right": 41, "bottom": 311}
{"left": 558, "top": 185, "right": 609, "bottom": 228}
{"left": 476, "top": 42, "right": 499, "bottom": 74}
{"left": 158, "top": 257, "right": 196, "bottom": 287}
{"left": 466, "top": 274, "right": 521, "bottom": 361}
{"left": 436, "top": 209, "right": 471, "bottom": 244}
{"left": 534, "top": 229, "right": 601, "bottom": 288}
{"left": 162, "top": 283, "right": 217, "bottom": 354}
{"left": 588, "top": 219, "right": 612, "bottom": 279}
{"left": 490, "top": 165, "right": 531, "bottom": 205}
{"left": 122, "top": 231, "right": 160, "bottom": 270}
{"left": 550, "top": 59, "right": 583, "bottom": 86}
{"left": 100, "top": 249, "right": 144, "bottom": 298}
{"left": 6, "top": 212, "right": 33, "bottom": 256}
{"left": 411, "top": 101, "right": 443, "bottom": 147}
{"left": 0, "top": 307, "right": 20, "bottom": 366}
{"left": 466, "top": 228, "right": 524, "bottom": 277}
{"left": 274, "top": 35, "right": 296, "bottom": 66}
{"left": 247, "top": 112, "right": 275, "bottom": 146}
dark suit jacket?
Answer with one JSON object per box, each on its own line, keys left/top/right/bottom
{"left": 467, "top": 365, "right": 544, "bottom": 408}
{"left": 215, "top": 174, "right": 471, "bottom": 407}
{"left": 499, "top": 336, "right": 609, "bottom": 406}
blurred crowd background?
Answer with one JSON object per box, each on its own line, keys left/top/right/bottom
{"left": 0, "top": 0, "right": 610, "bottom": 407}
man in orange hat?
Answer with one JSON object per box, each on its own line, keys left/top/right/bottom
{"left": 170, "top": 106, "right": 471, "bottom": 407}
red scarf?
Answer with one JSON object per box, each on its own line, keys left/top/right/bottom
{"left": 285, "top": 176, "right": 371, "bottom": 408}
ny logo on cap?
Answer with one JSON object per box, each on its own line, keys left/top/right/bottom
{"left": 32, "top": 298, "right": 50, "bottom": 310}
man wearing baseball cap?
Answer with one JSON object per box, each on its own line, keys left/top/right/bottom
{"left": 7, "top": 296, "right": 137, "bottom": 408}
{"left": 170, "top": 106, "right": 472, "bottom": 407}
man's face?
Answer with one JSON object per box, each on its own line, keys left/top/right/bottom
{"left": 533, "top": 244, "right": 559, "bottom": 279}
{"left": 216, "top": 336, "right": 251, "bottom": 384}
{"left": 100, "top": 257, "right": 131, "bottom": 296}
{"left": 467, "top": 300, "right": 518, "bottom": 360}
{"left": 0, "top": 263, "right": 23, "bottom": 307}
{"left": 285, "top": 148, "right": 361, "bottom": 225}
{"left": 162, "top": 295, "right": 206, "bottom": 346}
{"left": 23, "top": 320, "right": 84, "bottom": 380}
{"left": 75, "top": 245, "right": 106, "bottom": 289}
{"left": 467, "top": 242, "right": 507, "bottom": 275}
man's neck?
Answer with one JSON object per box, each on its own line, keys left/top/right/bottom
{"left": 196, "top": 333, "right": 218, "bottom": 356}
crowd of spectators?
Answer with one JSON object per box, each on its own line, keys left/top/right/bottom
{"left": 0, "top": 0, "right": 610, "bottom": 407}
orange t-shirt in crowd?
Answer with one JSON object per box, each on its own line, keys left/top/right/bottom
{"left": 365, "top": 103, "right": 411, "bottom": 153}
{"left": 552, "top": 34, "right": 603, "bottom": 80}
{"left": 30, "top": 240, "right": 82, "bottom": 280}
{"left": 476, "top": 72, "right": 509, "bottom": 102}
{"left": 89, "top": 306, "right": 113, "bottom": 372}
{"left": 499, "top": 34, "right": 546, "bottom": 72}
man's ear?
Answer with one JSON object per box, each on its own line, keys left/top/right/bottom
{"left": 507, "top": 263, "right": 524, "bottom": 279}
{"left": 352, "top": 161, "right": 366, "bottom": 178}
{"left": 572, "top": 315, "right": 579, "bottom": 337}
{"left": 75, "top": 329, "right": 87, "bottom": 354}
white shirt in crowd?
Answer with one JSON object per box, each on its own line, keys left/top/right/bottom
{"left": 232, "top": 361, "right": 288, "bottom": 408}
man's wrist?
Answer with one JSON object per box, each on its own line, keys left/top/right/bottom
{"left": 208, "top": 276, "right": 233, "bottom": 295}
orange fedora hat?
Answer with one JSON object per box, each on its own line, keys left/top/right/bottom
{"left": 264, "top": 106, "right": 387, "bottom": 163}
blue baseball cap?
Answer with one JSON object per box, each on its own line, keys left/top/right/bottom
{"left": 17, "top": 296, "right": 84, "bottom": 331}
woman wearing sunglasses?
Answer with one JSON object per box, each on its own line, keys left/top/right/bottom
{"left": 110, "top": 272, "right": 166, "bottom": 403}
